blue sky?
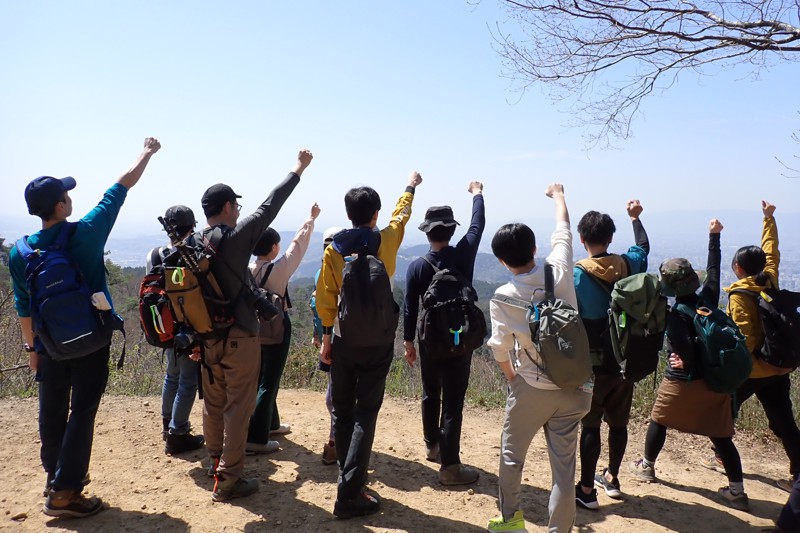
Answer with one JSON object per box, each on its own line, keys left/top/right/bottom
{"left": 1, "top": 0, "right": 798, "bottom": 243}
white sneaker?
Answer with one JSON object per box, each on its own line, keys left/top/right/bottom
{"left": 271, "top": 423, "right": 292, "bottom": 436}
{"left": 245, "top": 440, "right": 280, "bottom": 454}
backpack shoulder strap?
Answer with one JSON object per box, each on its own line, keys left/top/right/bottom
{"left": 15, "top": 235, "right": 34, "bottom": 260}
{"left": 674, "top": 302, "right": 697, "bottom": 319}
{"left": 544, "top": 262, "right": 555, "bottom": 303}
{"left": 256, "top": 262, "right": 276, "bottom": 289}
{"left": 150, "top": 247, "right": 165, "bottom": 269}
{"left": 420, "top": 254, "right": 441, "bottom": 274}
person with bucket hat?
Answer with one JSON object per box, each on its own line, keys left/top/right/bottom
{"left": 629, "top": 219, "right": 750, "bottom": 512}
{"left": 403, "top": 181, "right": 485, "bottom": 486}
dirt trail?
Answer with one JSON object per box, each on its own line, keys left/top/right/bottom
{"left": 0, "top": 389, "right": 790, "bottom": 532}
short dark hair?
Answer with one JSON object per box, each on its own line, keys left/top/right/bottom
{"left": 253, "top": 228, "right": 281, "bottom": 256}
{"left": 426, "top": 225, "right": 456, "bottom": 244}
{"left": 577, "top": 210, "right": 616, "bottom": 246}
{"left": 491, "top": 223, "right": 536, "bottom": 268}
{"left": 37, "top": 192, "right": 65, "bottom": 222}
{"left": 732, "top": 245, "right": 770, "bottom": 285}
{"left": 203, "top": 202, "right": 225, "bottom": 219}
{"left": 345, "top": 187, "right": 381, "bottom": 227}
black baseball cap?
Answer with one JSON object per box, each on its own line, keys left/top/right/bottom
{"left": 164, "top": 205, "right": 196, "bottom": 227}
{"left": 201, "top": 183, "right": 242, "bottom": 212}
{"left": 24, "top": 176, "right": 76, "bottom": 216}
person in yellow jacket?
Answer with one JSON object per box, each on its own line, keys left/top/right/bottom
{"left": 703, "top": 200, "right": 800, "bottom": 493}
{"left": 317, "top": 171, "right": 422, "bottom": 519}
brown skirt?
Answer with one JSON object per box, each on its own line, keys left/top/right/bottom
{"left": 650, "top": 378, "right": 734, "bottom": 438}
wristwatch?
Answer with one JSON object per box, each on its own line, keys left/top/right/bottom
{"left": 23, "top": 343, "right": 36, "bottom": 353}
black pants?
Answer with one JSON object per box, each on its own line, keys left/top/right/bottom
{"left": 419, "top": 344, "right": 472, "bottom": 467}
{"left": 330, "top": 336, "right": 393, "bottom": 501}
{"left": 38, "top": 345, "right": 110, "bottom": 492}
{"left": 736, "top": 374, "right": 800, "bottom": 477}
{"left": 777, "top": 474, "right": 800, "bottom": 531}
{"left": 644, "top": 421, "right": 743, "bottom": 482}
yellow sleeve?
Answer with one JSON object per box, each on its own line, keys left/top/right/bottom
{"left": 761, "top": 215, "right": 780, "bottom": 286}
{"left": 316, "top": 247, "right": 344, "bottom": 328}
{"left": 377, "top": 191, "right": 414, "bottom": 278}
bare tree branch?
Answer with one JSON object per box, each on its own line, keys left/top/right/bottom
{"left": 495, "top": 0, "right": 800, "bottom": 145}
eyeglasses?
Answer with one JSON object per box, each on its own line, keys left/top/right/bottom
{"left": 233, "top": 202, "right": 242, "bottom": 212}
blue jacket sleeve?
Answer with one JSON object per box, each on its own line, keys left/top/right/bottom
{"left": 404, "top": 260, "right": 422, "bottom": 342}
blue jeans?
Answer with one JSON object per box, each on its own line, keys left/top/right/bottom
{"left": 161, "top": 348, "right": 199, "bottom": 435}
{"left": 38, "top": 344, "right": 110, "bottom": 492}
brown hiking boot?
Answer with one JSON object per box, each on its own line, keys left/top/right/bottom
{"left": 43, "top": 490, "right": 104, "bottom": 518}
{"left": 322, "top": 442, "right": 337, "bottom": 465}
{"left": 439, "top": 463, "right": 479, "bottom": 486}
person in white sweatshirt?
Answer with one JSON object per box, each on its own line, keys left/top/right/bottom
{"left": 486, "top": 184, "right": 593, "bottom": 533}
{"left": 245, "top": 202, "right": 320, "bottom": 453}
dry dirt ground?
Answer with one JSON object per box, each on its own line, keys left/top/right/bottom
{"left": 0, "top": 389, "right": 792, "bottom": 532}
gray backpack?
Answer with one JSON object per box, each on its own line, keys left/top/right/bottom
{"left": 495, "top": 263, "right": 592, "bottom": 388}
{"left": 255, "top": 263, "right": 286, "bottom": 345}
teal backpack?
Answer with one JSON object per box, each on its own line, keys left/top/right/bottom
{"left": 675, "top": 304, "right": 752, "bottom": 394}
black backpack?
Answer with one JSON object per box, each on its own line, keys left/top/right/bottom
{"left": 417, "top": 255, "right": 487, "bottom": 358}
{"left": 730, "top": 287, "right": 800, "bottom": 369}
{"left": 338, "top": 233, "right": 399, "bottom": 347}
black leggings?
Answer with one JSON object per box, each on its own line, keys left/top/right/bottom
{"left": 579, "top": 425, "right": 628, "bottom": 486}
{"left": 644, "top": 421, "right": 743, "bottom": 483}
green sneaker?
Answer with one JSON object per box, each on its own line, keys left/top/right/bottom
{"left": 487, "top": 510, "right": 526, "bottom": 532}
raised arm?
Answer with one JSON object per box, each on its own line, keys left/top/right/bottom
{"left": 267, "top": 203, "right": 320, "bottom": 290}
{"left": 761, "top": 200, "right": 780, "bottom": 285}
{"left": 117, "top": 137, "right": 161, "bottom": 190}
{"left": 627, "top": 200, "right": 649, "bottom": 254}
{"left": 546, "top": 183, "right": 569, "bottom": 225}
{"left": 699, "top": 219, "right": 722, "bottom": 306}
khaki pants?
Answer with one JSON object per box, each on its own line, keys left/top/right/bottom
{"left": 202, "top": 328, "right": 260, "bottom": 480}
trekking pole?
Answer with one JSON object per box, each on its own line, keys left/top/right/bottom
{"left": 0, "top": 364, "right": 29, "bottom": 374}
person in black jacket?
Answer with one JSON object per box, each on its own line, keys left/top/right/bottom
{"left": 403, "top": 180, "right": 485, "bottom": 486}
{"left": 628, "top": 219, "right": 749, "bottom": 512}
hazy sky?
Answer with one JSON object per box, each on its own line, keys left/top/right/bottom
{"left": 1, "top": 0, "right": 798, "bottom": 240}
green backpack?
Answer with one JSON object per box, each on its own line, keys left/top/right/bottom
{"left": 608, "top": 273, "right": 668, "bottom": 381}
{"left": 675, "top": 303, "right": 752, "bottom": 394}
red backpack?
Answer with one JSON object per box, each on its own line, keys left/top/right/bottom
{"left": 139, "top": 247, "right": 179, "bottom": 349}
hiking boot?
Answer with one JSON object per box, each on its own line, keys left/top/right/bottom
{"left": 439, "top": 463, "right": 479, "bottom": 486}
{"left": 426, "top": 443, "right": 440, "bottom": 463}
{"left": 629, "top": 458, "right": 656, "bottom": 482}
{"left": 715, "top": 487, "right": 750, "bottom": 512}
{"left": 594, "top": 468, "right": 622, "bottom": 499}
{"left": 776, "top": 477, "right": 795, "bottom": 493}
{"left": 245, "top": 440, "right": 280, "bottom": 454}
{"left": 333, "top": 490, "right": 381, "bottom": 519}
{"left": 207, "top": 456, "right": 220, "bottom": 478}
{"left": 322, "top": 442, "right": 337, "bottom": 465}
{"left": 212, "top": 475, "right": 259, "bottom": 502}
{"left": 487, "top": 510, "right": 526, "bottom": 532}
{"left": 44, "top": 473, "right": 91, "bottom": 497}
{"left": 43, "top": 490, "right": 104, "bottom": 518}
{"left": 271, "top": 423, "right": 292, "bottom": 436}
{"left": 700, "top": 454, "right": 726, "bottom": 474}
{"left": 575, "top": 483, "right": 599, "bottom": 510}
{"left": 165, "top": 432, "right": 205, "bottom": 455}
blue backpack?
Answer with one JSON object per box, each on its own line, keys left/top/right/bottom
{"left": 674, "top": 303, "right": 752, "bottom": 394}
{"left": 16, "top": 222, "right": 123, "bottom": 366}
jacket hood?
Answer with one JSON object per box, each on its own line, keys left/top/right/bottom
{"left": 576, "top": 255, "right": 629, "bottom": 283}
{"left": 725, "top": 275, "right": 773, "bottom": 294}
{"left": 331, "top": 227, "right": 378, "bottom": 256}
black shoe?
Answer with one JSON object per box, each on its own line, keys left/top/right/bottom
{"left": 162, "top": 418, "right": 170, "bottom": 441}
{"left": 43, "top": 490, "right": 104, "bottom": 518}
{"left": 165, "top": 432, "right": 205, "bottom": 455}
{"left": 575, "top": 483, "right": 599, "bottom": 510}
{"left": 333, "top": 490, "right": 381, "bottom": 519}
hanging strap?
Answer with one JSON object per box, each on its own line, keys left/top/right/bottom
{"left": 543, "top": 262, "right": 555, "bottom": 304}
